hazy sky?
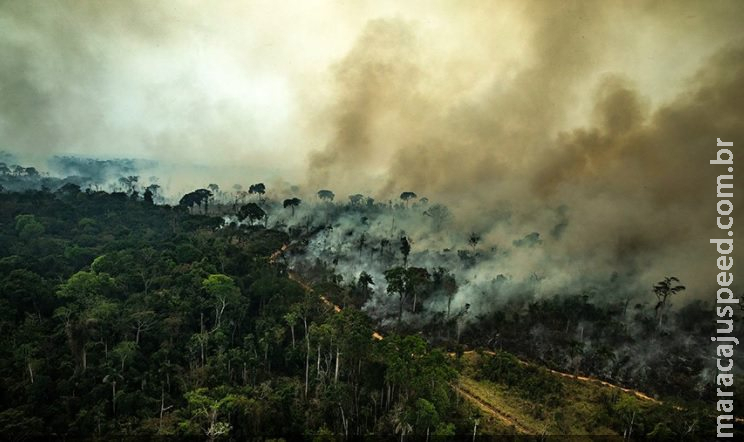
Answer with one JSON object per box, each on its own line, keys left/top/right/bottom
{"left": 2, "top": 0, "right": 744, "bottom": 295}
{"left": 1, "top": 1, "right": 740, "bottom": 183}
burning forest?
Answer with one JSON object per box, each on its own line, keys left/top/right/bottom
{"left": 1, "top": 0, "right": 743, "bottom": 439}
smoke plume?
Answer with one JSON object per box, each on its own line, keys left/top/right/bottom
{"left": 2, "top": 1, "right": 744, "bottom": 297}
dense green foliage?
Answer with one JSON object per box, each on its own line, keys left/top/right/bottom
{"left": 476, "top": 350, "right": 563, "bottom": 406}
{"left": 1, "top": 181, "right": 741, "bottom": 439}
{"left": 0, "top": 189, "right": 462, "bottom": 438}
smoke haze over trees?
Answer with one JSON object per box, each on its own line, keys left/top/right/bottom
{"left": 2, "top": 1, "right": 743, "bottom": 300}
{"left": 1, "top": 1, "right": 744, "bottom": 437}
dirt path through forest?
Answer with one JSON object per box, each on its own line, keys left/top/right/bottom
{"left": 269, "top": 244, "right": 661, "bottom": 410}
{"left": 451, "top": 381, "right": 534, "bottom": 434}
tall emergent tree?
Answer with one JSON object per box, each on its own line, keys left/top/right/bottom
{"left": 238, "top": 202, "right": 266, "bottom": 226}
{"left": 202, "top": 274, "right": 241, "bottom": 329}
{"left": 283, "top": 197, "right": 301, "bottom": 216}
{"left": 317, "top": 189, "right": 335, "bottom": 202}
{"left": 248, "top": 183, "right": 266, "bottom": 201}
{"left": 653, "top": 276, "right": 685, "bottom": 327}
{"left": 400, "top": 191, "right": 417, "bottom": 207}
{"left": 179, "top": 189, "right": 213, "bottom": 214}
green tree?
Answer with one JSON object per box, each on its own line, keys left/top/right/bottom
{"left": 385, "top": 267, "right": 407, "bottom": 327}
{"left": 613, "top": 395, "right": 641, "bottom": 440}
{"left": 14, "top": 214, "right": 45, "bottom": 241}
{"left": 202, "top": 274, "right": 241, "bottom": 330}
{"left": 238, "top": 203, "right": 266, "bottom": 226}
{"left": 55, "top": 270, "right": 119, "bottom": 373}
{"left": 181, "top": 388, "right": 236, "bottom": 441}
{"left": 112, "top": 340, "right": 137, "bottom": 371}
{"left": 413, "top": 398, "right": 439, "bottom": 436}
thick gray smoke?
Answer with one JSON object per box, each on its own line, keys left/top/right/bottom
{"left": 304, "top": 2, "right": 744, "bottom": 303}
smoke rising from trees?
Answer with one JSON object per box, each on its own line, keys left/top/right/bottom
{"left": 2, "top": 1, "right": 743, "bottom": 298}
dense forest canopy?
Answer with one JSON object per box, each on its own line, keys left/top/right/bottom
{"left": 2, "top": 0, "right": 744, "bottom": 438}
{"left": 0, "top": 168, "right": 741, "bottom": 438}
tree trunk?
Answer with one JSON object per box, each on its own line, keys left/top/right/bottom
{"left": 398, "top": 294, "right": 403, "bottom": 327}
{"left": 159, "top": 385, "right": 173, "bottom": 432}
{"left": 304, "top": 318, "right": 309, "bottom": 398}
{"left": 624, "top": 410, "right": 636, "bottom": 441}
{"left": 159, "top": 388, "right": 164, "bottom": 430}
{"left": 339, "top": 404, "right": 348, "bottom": 437}
{"left": 200, "top": 313, "right": 205, "bottom": 367}
{"left": 334, "top": 347, "right": 340, "bottom": 384}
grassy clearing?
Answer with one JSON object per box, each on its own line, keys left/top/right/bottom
{"left": 453, "top": 351, "right": 655, "bottom": 436}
